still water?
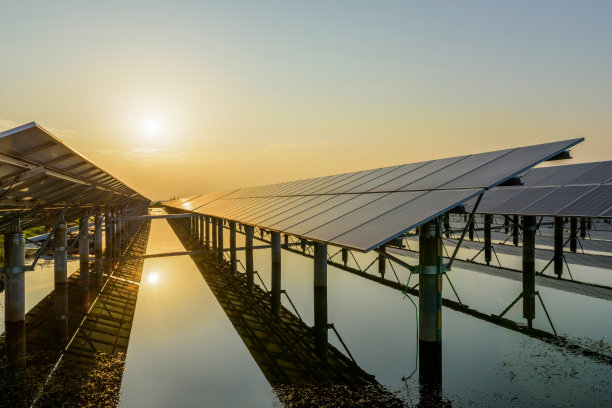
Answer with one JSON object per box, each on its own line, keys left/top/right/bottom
{"left": 118, "top": 219, "right": 612, "bottom": 407}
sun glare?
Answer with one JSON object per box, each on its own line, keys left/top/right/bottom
{"left": 141, "top": 117, "right": 163, "bottom": 139}
{"left": 147, "top": 272, "right": 159, "bottom": 284}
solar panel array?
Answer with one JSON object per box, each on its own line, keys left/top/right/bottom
{"left": 0, "top": 122, "right": 150, "bottom": 231}
{"left": 165, "top": 138, "right": 582, "bottom": 251}
{"left": 466, "top": 161, "right": 612, "bottom": 217}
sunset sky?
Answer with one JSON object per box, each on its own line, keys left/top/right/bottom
{"left": 1, "top": 1, "right": 610, "bottom": 200}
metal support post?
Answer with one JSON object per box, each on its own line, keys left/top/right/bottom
{"left": 468, "top": 216, "right": 474, "bottom": 241}
{"left": 245, "top": 225, "right": 254, "bottom": 290}
{"left": 205, "top": 216, "right": 210, "bottom": 249}
{"left": 54, "top": 217, "right": 69, "bottom": 345}
{"left": 341, "top": 248, "right": 348, "bottom": 267}
{"left": 271, "top": 231, "right": 281, "bottom": 317}
{"left": 378, "top": 245, "right": 386, "bottom": 277}
{"left": 504, "top": 216, "right": 509, "bottom": 233}
{"left": 94, "top": 212, "right": 103, "bottom": 292}
{"left": 419, "top": 219, "right": 442, "bottom": 391}
{"left": 4, "top": 217, "right": 26, "bottom": 376}
{"left": 513, "top": 215, "right": 519, "bottom": 246}
{"left": 554, "top": 217, "right": 564, "bottom": 278}
{"left": 570, "top": 217, "right": 578, "bottom": 252}
{"left": 105, "top": 210, "right": 113, "bottom": 278}
{"left": 484, "top": 214, "right": 492, "bottom": 265}
{"left": 443, "top": 213, "right": 450, "bottom": 238}
{"left": 580, "top": 217, "right": 587, "bottom": 239}
{"left": 79, "top": 212, "right": 90, "bottom": 310}
{"left": 212, "top": 217, "right": 217, "bottom": 250}
{"left": 230, "top": 220, "right": 237, "bottom": 273}
{"left": 217, "top": 218, "right": 224, "bottom": 264}
{"left": 314, "top": 242, "right": 328, "bottom": 362}
{"left": 523, "top": 216, "right": 536, "bottom": 329}
{"left": 199, "top": 216, "right": 204, "bottom": 247}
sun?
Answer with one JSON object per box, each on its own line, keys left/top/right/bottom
{"left": 141, "top": 117, "right": 163, "bottom": 139}
{"left": 147, "top": 272, "right": 159, "bottom": 284}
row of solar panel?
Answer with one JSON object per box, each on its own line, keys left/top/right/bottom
{"left": 0, "top": 122, "right": 149, "bottom": 232}
{"left": 164, "top": 139, "right": 581, "bottom": 251}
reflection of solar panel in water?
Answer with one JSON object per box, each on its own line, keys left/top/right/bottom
{"left": 520, "top": 185, "right": 597, "bottom": 215}
{"left": 555, "top": 185, "right": 612, "bottom": 217}
{"left": 489, "top": 187, "right": 557, "bottom": 215}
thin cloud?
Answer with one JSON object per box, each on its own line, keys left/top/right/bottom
{"left": 92, "top": 147, "right": 182, "bottom": 163}
{"left": 267, "top": 141, "right": 331, "bottom": 151}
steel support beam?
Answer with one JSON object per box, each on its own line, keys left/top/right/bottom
{"left": 4, "top": 217, "right": 26, "bottom": 377}
{"left": 314, "top": 242, "right": 328, "bottom": 362}
{"left": 271, "top": 231, "right": 281, "bottom": 317}
{"left": 570, "top": 217, "right": 578, "bottom": 252}
{"left": 230, "top": 220, "right": 237, "bottom": 273}
{"left": 523, "top": 216, "right": 536, "bottom": 329}
{"left": 205, "top": 216, "right": 210, "bottom": 249}
{"left": 554, "top": 217, "right": 564, "bottom": 278}
{"left": 245, "top": 225, "right": 254, "bottom": 290}
{"left": 54, "top": 216, "right": 69, "bottom": 345}
{"left": 484, "top": 214, "right": 492, "bottom": 266}
{"left": 513, "top": 215, "right": 520, "bottom": 246}
{"left": 418, "top": 219, "right": 442, "bottom": 392}
{"left": 94, "top": 212, "right": 103, "bottom": 292}
{"left": 217, "top": 218, "right": 224, "bottom": 264}
{"left": 79, "top": 212, "right": 90, "bottom": 310}
{"left": 212, "top": 217, "right": 217, "bottom": 250}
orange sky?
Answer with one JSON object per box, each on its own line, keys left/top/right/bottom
{"left": 1, "top": 2, "right": 610, "bottom": 200}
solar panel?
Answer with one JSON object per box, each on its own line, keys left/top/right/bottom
{"left": 489, "top": 187, "right": 557, "bottom": 215}
{"left": 0, "top": 122, "right": 149, "bottom": 232}
{"left": 164, "top": 138, "right": 582, "bottom": 251}
{"left": 566, "top": 161, "right": 612, "bottom": 185}
{"left": 520, "top": 185, "right": 597, "bottom": 215}
{"left": 466, "top": 187, "right": 525, "bottom": 213}
{"left": 531, "top": 162, "right": 599, "bottom": 186}
{"left": 555, "top": 185, "right": 612, "bottom": 217}
{"left": 469, "top": 160, "right": 612, "bottom": 218}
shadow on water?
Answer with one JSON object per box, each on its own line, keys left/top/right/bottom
{"left": 167, "top": 218, "right": 449, "bottom": 408}
{"left": 0, "top": 221, "right": 150, "bottom": 408}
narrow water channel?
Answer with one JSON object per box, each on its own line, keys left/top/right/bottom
{"left": 118, "top": 217, "right": 612, "bottom": 407}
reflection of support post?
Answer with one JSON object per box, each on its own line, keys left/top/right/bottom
{"left": 418, "top": 219, "right": 442, "bottom": 391}
{"left": 94, "top": 213, "right": 103, "bottom": 292}
{"left": 217, "top": 218, "right": 224, "bottom": 264}
{"left": 205, "top": 216, "right": 210, "bottom": 249}
{"left": 484, "top": 214, "right": 492, "bottom": 266}
{"left": 271, "top": 231, "right": 281, "bottom": 317}
{"left": 54, "top": 216, "right": 69, "bottom": 345}
{"left": 4, "top": 217, "right": 26, "bottom": 377}
{"left": 580, "top": 217, "right": 587, "bottom": 239}
{"left": 229, "top": 220, "right": 237, "bottom": 273}
{"left": 341, "top": 248, "right": 348, "bottom": 267}
{"left": 314, "top": 242, "right": 328, "bottom": 362}
{"left": 523, "top": 216, "right": 536, "bottom": 330}
{"left": 554, "top": 217, "right": 564, "bottom": 278}
{"left": 79, "top": 212, "right": 90, "bottom": 310}
{"left": 212, "top": 217, "right": 217, "bottom": 250}
{"left": 245, "top": 225, "right": 254, "bottom": 290}
{"left": 570, "top": 217, "right": 578, "bottom": 252}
